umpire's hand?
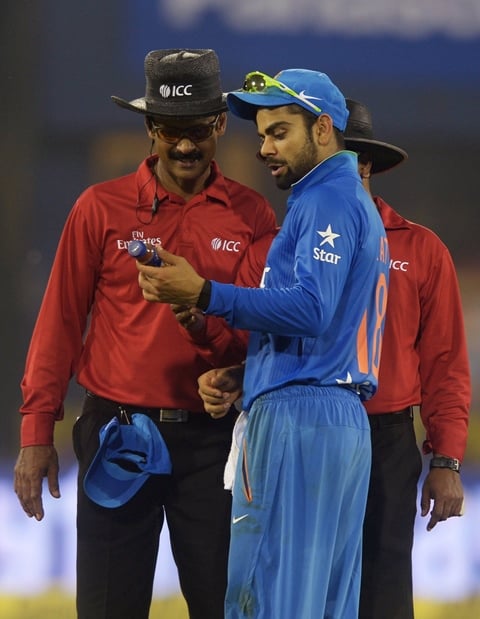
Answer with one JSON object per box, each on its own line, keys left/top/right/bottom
{"left": 14, "top": 445, "right": 60, "bottom": 521}
{"left": 420, "top": 467, "right": 464, "bottom": 531}
{"left": 198, "top": 365, "right": 244, "bottom": 419}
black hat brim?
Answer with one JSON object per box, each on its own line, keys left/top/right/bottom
{"left": 345, "top": 137, "right": 408, "bottom": 174}
{"left": 111, "top": 94, "right": 228, "bottom": 118}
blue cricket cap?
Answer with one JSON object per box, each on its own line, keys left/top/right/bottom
{"left": 227, "top": 68, "right": 349, "bottom": 131}
{"left": 84, "top": 413, "right": 172, "bottom": 508}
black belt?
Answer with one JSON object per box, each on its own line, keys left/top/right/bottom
{"left": 367, "top": 406, "right": 413, "bottom": 429}
{"left": 86, "top": 391, "right": 192, "bottom": 423}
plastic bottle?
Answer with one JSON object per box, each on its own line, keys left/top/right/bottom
{"left": 128, "top": 240, "right": 162, "bottom": 266}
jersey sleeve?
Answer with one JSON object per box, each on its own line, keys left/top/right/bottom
{"left": 207, "top": 192, "right": 357, "bottom": 336}
{"left": 179, "top": 229, "right": 277, "bottom": 365}
{"left": 20, "top": 195, "right": 102, "bottom": 446}
{"left": 417, "top": 239, "right": 471, "bottom": 460}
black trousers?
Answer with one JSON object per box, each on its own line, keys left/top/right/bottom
{"left": 359, "top": 408, "right": 423, "bottom": 619}
{"left": 73, "top": 393, "right": 236, "bottom": 619}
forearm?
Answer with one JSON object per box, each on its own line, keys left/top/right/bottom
{"left": 180, "top": 314, "right": 250, "bottom": 367}
{"left": 206, "top": 281, "right": 326, "bottom": 336}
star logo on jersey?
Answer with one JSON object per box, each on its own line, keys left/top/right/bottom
{"left": 317, "top": 224, "right": 340, "bottom": 248}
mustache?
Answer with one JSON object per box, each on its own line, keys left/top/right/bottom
{"left": 169, "top": 150, "right": 202, "bottom": 162}
{"left": 256, "top": 152, "right": 285, "bottom": 167}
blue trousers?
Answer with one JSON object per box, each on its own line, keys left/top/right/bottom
{"left": 226, "top": 385, "right": 371, "bottom": 619}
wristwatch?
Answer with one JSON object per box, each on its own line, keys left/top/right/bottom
{"left": 429, "top": 456, "right": 461, "bottom": 472}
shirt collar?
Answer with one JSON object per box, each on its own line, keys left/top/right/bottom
{"left": 135, "top": 157, "right": 230, "bottom": 207}
{"left": 374, "top": 196, "right": 412, "bottom": 230}
{"left": 290, "top": 150, "right": 358, "bottom": 195}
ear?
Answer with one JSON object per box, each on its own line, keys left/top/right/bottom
{"left": 358, "top": 159, "right": 373, "bottom": 179}
{"left": 215, "top": 112, "right": 227, "bottom": 137}
{"left": 313, "top": 114, "right": 333, "bottom": 145}
{"left": 145, "top": 116, "right": 155, "bottom": 139}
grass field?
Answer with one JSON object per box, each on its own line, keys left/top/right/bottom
{"left": 1, "top": 592, "right": 479, "bottom": 618}
{"left": 0, "top": 592, "right": 188, "bottom": 618}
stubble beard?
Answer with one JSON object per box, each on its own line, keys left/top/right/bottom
{"left": 274, "top": 135, "right": 318, "bottom": 190}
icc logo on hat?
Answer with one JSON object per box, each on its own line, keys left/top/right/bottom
{"left": 159, "top": 84, "right": 193, "bottom": 98}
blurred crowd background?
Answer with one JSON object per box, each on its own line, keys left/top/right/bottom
{"left": 1, "top": 1, "right": 479, "bottom": 615}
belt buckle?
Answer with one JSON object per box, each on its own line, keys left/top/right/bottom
{"left": 158, "top": 409, "right": 189, "bottom": 422}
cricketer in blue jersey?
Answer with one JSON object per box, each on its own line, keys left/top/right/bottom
{"left": 137, "top": 68, "right": 389, "bottom": 619}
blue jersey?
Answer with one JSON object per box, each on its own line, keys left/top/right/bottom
{"left": 207, "top": 151, "right": 389, "bottom": 410}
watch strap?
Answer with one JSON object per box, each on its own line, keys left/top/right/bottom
{"left": 197, "top": 280, "right": 212, "bottom": 311}
{"left": 429, "top": 456, "right": 461, "bottom": 472}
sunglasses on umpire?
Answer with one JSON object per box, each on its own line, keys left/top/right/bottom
{"left": 242, "top": 71, "right": 322, "bottom": 114}
{"left": 149, "top": 115, "right": 220, "bottom": 144}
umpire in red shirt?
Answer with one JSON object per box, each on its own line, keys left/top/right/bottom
{"left": 345, "top": 99, "right": 470, "bottom": 619}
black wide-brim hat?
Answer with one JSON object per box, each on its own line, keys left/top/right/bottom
{"left": 112, "top": 49, "right": 228, "bottom": 118}
{"left": 344, "top": 99, "right": 408, "bottom": 174}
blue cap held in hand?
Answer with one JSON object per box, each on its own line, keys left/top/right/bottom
{"left": 84, "top": 413, "right": 172, "bottom": 508}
